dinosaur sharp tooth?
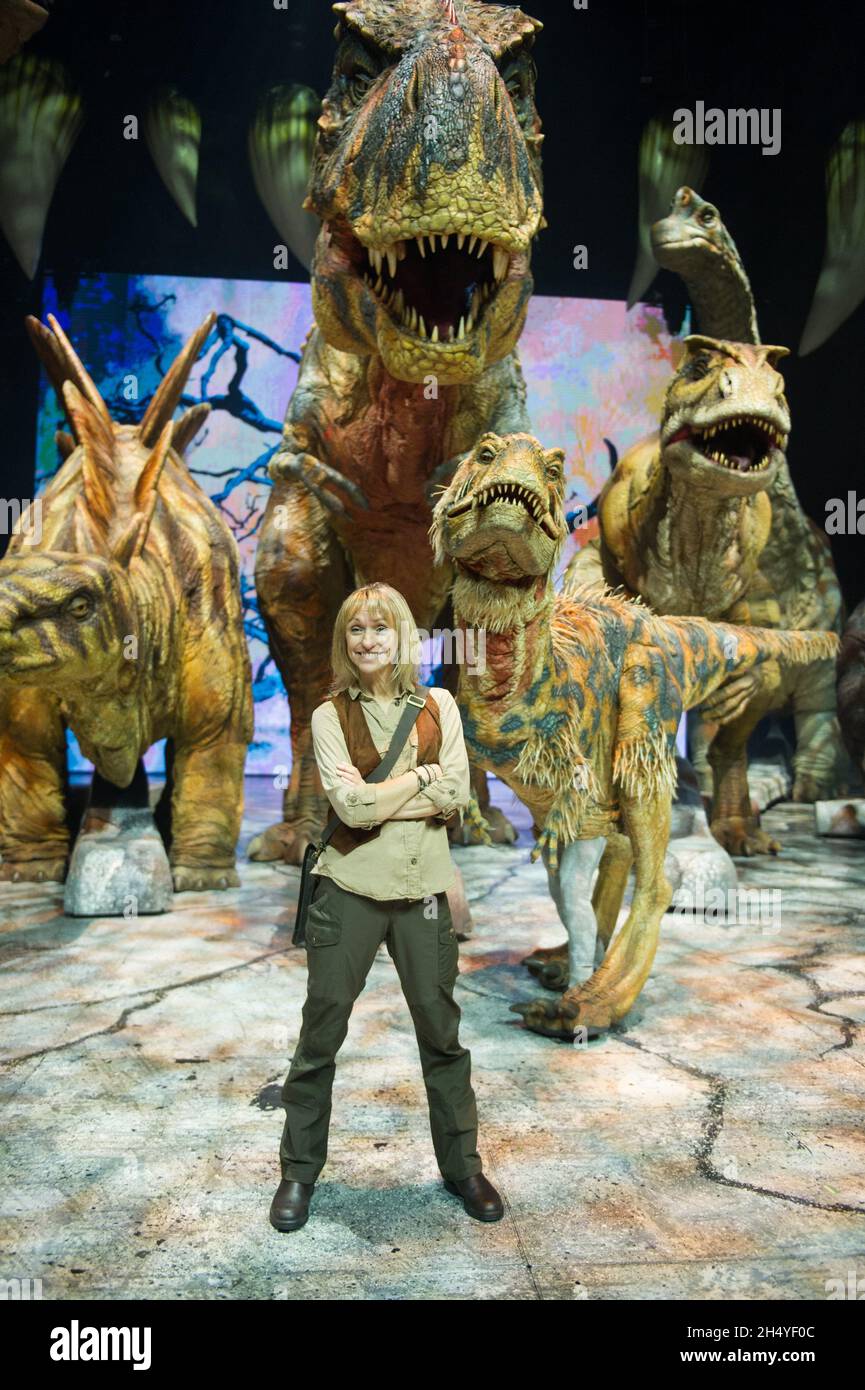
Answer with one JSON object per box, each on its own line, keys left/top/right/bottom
{"left": 476, "top": 238, "right": 488, "bottom": 259}
{"left": 448, "top": 323, "right": 455, "bottom": 341}
{"left": 386, "top": 246, "right": 397, "bottom": 278}
{"left": 457, "top": 232, "right": 465, "bottom": 251}
{"left": 375, "top": 276, "right": 383, "bottom": 293}
{"left": 431, "top": 324, "right": 439, "bottom": 342}
{"left": 368, "top": 247, "right": 376, "bottom": 269}
{"left": 419, "top": 315, "right": 427, "bottom": 339}
{"left": 394, "top": 289, "right": 404, "bottom": 315}
{"left": 458, "top": 316, "right": 466, "bottom": 340}
{"left": 468, "top": 235, "right": 478, "bottom": 256}
{"left": 493, "top": 246, "right": 509, "bottom": 281}
{"left": 440, "top": 233, "right": 449, "bottom": 250}
{"left": 410, "top": 307, "right": 418, "bottom": 330}
{"left": 416, "top": 236, "right": 426, "bottom": 259}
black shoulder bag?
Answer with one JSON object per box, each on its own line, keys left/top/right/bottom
{"left": 293, "top": 685, "right": 429, "bottom": 945}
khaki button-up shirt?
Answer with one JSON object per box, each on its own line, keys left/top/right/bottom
{"left": 309, "top": 684, "right": 471, "bottom": 901}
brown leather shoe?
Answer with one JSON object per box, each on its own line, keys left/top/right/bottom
{"left": 269, "top": 1178, "right": 314, "bottom": 1232}
{"left": 443, "top": 1172, "right": 504, "bottom": 1221}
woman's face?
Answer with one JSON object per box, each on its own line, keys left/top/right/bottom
{"left": 346, "top": 607, "right": 399, "bottom": 675}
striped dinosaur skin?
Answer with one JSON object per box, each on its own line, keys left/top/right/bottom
{"left": 251, "top": 0, "right": 545, "bottom": 865}
{"left": 430, "top": 432, "right": 839, "bottom": 1034}
{"left": 0, "top": 314, "right": 253, "bottom": 889}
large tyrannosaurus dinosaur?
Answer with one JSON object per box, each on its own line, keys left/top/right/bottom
{"left": 566, "top": 188, "right": 845, "bottom": 852}
{"left": 251, "top": 0, "right": 544, "bottom": 864}
{"left": 428, "top": 431, "right": 839, "bottom": 1036}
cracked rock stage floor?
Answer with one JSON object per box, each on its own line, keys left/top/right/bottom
{"left": 1, "top": 779, "right": 863, "bottom": 1301}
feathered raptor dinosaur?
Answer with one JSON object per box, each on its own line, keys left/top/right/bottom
{"left": 430, "top": 431, "right": 839, "bottom": 1036}
{"left": 0, "top": 313, "right": 253, "bottom": 889}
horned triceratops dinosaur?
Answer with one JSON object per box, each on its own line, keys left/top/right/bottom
{"left": 251, "top": 0, "right": 545, "bottom": 866}
{"left": 429, "top": 432, "right": 839, "bottom": 1036}
{"left": 566, "top": 188, "right": 846, "bottom": 853}
{"left": 0, "top": 313, "right": 253, "bottom": 890}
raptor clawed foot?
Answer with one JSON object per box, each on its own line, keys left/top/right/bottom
{"left": 710, "top": 814, "right": 780, "bottom": 856}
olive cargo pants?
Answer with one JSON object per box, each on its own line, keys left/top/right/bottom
{"left": 279, "top": 875, "right": 482, "bottom": 1184}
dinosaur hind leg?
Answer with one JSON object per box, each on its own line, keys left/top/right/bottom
{"left": 592, "top": 831, "right": 632, "bottom": 950}
{"left": 251, "top": 481, "right": 353, "bottom": 865}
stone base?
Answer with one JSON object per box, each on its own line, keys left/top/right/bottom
{"left": 63, "top": 807, "right": 174, "bottom": 917}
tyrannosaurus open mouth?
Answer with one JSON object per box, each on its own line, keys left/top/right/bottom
{"left": 667, "top": 414, "right": 786, "bottom": 473}
{"left": 361, "top": 232, "right": 509, "bottom": 343}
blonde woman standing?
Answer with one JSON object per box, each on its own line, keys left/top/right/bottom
{"left": 270, "top": 583, "right": 503, "bottom": 1231}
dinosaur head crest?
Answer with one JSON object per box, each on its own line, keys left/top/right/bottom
{"left": 429, "top": 431, "right": 567, "bottom": 587}
{"left": 661, "top": 335, "right": 791, "bottom": 495}
{"left": 313, "top": 0, "right": 544, "bottom": 385}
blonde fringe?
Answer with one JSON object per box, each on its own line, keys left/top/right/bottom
{"left": 613, "top": 726, "right": 678, "bottom": 802}
{"left": 512, "top": 721, "right": 602, "bottom": 804}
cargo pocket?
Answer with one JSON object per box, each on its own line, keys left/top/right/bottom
{"left": 437, "top": 893, "right": 459, "bottom": 986}
{"left": 306, "top": 882, "right": 342, "bottom": 949}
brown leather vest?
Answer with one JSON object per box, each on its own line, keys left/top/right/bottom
{"left": 326, "top": 688, "right": 457, "bottom": 854}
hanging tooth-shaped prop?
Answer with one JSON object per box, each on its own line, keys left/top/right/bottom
{"left": 626, "top": 116, "right": 709, "bottom": 309}
{"left": 248, "top": 83, "right": 320, "bottom": 274}
{"left": 143, "top": 86, "right": 201, "bottom": 227}
{"left": 799, "top": 122, "right": 865, "bottom": 356}
{"left": 0, "top": 0, "right": 49, "bottom": 65}
{"left": 0, "top": 54, "right": 84, "bottom": 278}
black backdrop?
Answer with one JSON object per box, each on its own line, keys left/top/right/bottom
{"left": 1, "top": 0, "right": 863, "bottom": 604}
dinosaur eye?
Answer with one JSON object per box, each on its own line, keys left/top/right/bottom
{"left": 682, "top": 353, "right": 712, "bottom": 380}
{"left": 347, "top": 70, "right": 375, "bottom": 102}
{"left": 699, "top": 208, "right": 716, "bottom": 226}
{"left": 67, "top": 593, "right": 92, "bottom": 621}
{"left": 478, "top": 446, "right": 497, "bottom": 464}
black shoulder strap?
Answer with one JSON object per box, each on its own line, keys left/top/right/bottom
{"left": 317, "top": 684, "right": 428, "bottom": 849}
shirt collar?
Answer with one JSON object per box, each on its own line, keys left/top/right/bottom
{"left": 348, "top": 683, "right": 414, "bottom": 703}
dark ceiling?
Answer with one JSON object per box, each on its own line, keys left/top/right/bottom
{"left": 1, "top": 0, "right": 864, "bottom": 601}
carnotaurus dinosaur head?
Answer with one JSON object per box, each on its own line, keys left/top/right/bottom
{"left": 429, "top": 432, "right": 567, "bottom": 585}
{"left": 661, "top": 336, "right": 790, "bottom": 496}
{"left": 651, "top": 186, "right": 747, "bottom": 278}
{"left": 0, "top": 552, "right": 138, "bottom": 691}
{"left": 308, "top": 0, "right": 544, "bottom": 385}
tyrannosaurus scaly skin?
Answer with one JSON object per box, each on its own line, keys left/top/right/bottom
{"left": 0, "top": 314, "right": 253, "bottom": 889}
{"left": 567, "top": 188, "right": 846, "bottom": 848}
{"left": 429, "top": 432, "right": 838, "bottom": 1036}
{"left": 251, "top": 0, "right": 544, "bottom": 865}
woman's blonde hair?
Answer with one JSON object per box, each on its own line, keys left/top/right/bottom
{"left": 327, "top": 583, "right": 422, "bottom": 697}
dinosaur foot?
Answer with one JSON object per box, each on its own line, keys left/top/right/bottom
{"left": 525, "top": 947, "right": 570, "bottom": 990}
{"left": 793, "top": 773, "right": 846, "bottom": 803}
{"left": 449, "top": 805, "right": 517, "bottom": 847}
{"left": 247, "top": 821, "right": 317, "bottom": 865}
{"left": 522, "top": 940, "right": 568, "bottom": 973}
{"left": 0, "top": 858, "right": 67, "bottom": 884}
{"left": 172, "top": 865, "right": 241, "bottom": 892}
{"left": 710, "top": 815, "right": 780, "bottom": 857}
{"left": 510, "top": 995, "right": 610, "bottom": 1041}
